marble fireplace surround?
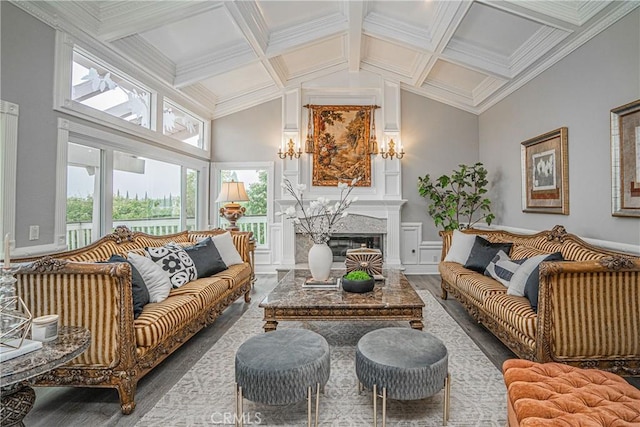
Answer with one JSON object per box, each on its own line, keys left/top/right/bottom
{"left": 277, "top": 200, "right": 406, "bottom": 268}
{"left": 294, "top": 214, "right": 386, "bottom": 264}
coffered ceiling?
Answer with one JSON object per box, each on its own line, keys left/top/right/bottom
{"left": 13, "top": 0, "right": 640, "bottom": 118}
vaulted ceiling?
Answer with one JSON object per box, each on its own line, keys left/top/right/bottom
{"left": 16, "top": 0, "right": 639, "bottom": 118}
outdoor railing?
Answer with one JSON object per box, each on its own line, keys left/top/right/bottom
{"left": 66, "top": 216, "right": 268, "bottom": 250}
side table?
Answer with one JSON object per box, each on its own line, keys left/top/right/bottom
{"left": 0, "top": 326, "right": 91, "bottom": 426}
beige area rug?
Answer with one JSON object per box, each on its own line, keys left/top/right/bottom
{"left": 136, "top": 283, "right": 507, "bottom": 426}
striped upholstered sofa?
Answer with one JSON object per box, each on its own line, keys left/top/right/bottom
{"left": 439, "top": 225, "right": 640, "bottom": 376}
{"left": 13, "top": 226, "right": 254, "bottom": 414}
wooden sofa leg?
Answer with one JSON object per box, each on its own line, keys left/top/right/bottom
{"left": 440, "top": 281, "right": 448, "bottom": 300}
{"left": 117, "top": 378, "right": 137, "bottom": 415}
{"left": 244, "top": 290, "right": 251, "bottom": 303}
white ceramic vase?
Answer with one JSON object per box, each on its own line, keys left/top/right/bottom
{"left": 308, "top": 243, "right": 333, "bottom": 281}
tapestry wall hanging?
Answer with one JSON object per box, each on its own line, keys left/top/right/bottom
{"left": 521, "top": 127, "right": 569, "bottom": 215}
{"left": 306, "top": 105, "right": 376, "bottom": 187}
{"left": 611, "top": 99, "right": 640, "bottom": 217}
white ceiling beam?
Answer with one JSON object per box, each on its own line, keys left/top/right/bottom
{"left": 412, "top": 0, "right": 473, "bottom": 87}
{"left": 174, "top": 43, "right": 257, "bottom": 88}
{"left": 97, "top": 1, "right": 224, "bottom": 42}
{"left": 347, "top": 1, "right": 364, "bottom": 72}
{"left": 225, "top": 1, "right": 286, "bottom": 88}
{"left": 266, "top": 13, "right": 348, "bottom": 57}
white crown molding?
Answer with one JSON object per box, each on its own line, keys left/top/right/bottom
{"left": 227, "top": 1, "right": 269, "bottom": 54}
{"left": 472, "top": 76, "right": 507, "bottom": 105}
{"left": 509, "top": 26, "right": 570, "bottom": 77}
{"left": 175, "top": 42, "right": 257, "bottom": 88}
{"left": 266, "top": 13, "right": 348, "bottom": 57}
{"left": 430, "top": 1, "right": 469, "bottom": 52}
{"left": 443, "top": 38, "right": 511, "bottom": 79}
{"left": 110, "top": 35, "right": 176, "bottom": 86}
{"left": 401, "top": 83, "right": 479, "bottom": 115}
{"left": 180, "top": 84, "right": 218, "bottom": 116}
{"left": 286, "top": 61, "right": 349, "bottom": 87}
{"left": 477, "top": 1, "right": 640, "bottom": 113}
{"left": 363, "top": 11, "right": 433, "bottom": 52}
{"left": 212, "top": 86, "right": 283, "bottom": 119}
{"left": 98, "top": 1, "right": 223, "bottom": 42}
{"left": 504, "top": 0, "right": 610, "bottom": 27}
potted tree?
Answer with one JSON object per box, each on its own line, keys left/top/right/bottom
{"left": 417, "top": 162, "right": 495, "bottom": 230}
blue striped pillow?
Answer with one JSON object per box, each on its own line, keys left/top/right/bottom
{"left": 484, "top": 250, "right": 525, "bottom": 287}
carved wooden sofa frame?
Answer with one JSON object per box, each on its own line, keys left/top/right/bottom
{"left": 439, "top": 225, "right": 640, "bottom": 376}
{"left": 13, "top": 226, "right": 255, "bottom": 414}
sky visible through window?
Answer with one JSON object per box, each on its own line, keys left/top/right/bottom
{"left": 68, "top": 157, "right": 180, "bottom": 199}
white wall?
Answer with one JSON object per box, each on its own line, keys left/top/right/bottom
{"left": 401, "top": 91, "right": 479, "bottom": 242}
{"left": 479, "top": 9, "right": 640, "bottom": 247}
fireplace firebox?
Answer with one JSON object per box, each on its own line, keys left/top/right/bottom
{"left": 327, "top": 234, "right": 384, "bottom": 262}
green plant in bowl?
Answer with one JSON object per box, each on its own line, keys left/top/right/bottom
{"left": 342, "top": 270, "right": 374, "bottom": 293}
{"left": 344, "top": 270, "right": 372, "bottom": 281}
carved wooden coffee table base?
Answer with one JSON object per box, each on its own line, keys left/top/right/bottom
{"left": 260, "top": 269, "right": 425, "bottom": 332}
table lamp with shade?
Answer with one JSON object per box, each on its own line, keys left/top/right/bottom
{"left": 216, "top": 180, "right": 250, "bottom": 231}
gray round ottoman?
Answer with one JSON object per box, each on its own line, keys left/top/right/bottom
{"left": 355, "top": 327, "right": 451, "bottom": 426}
{"left": 234, "top": 328, "right": 330, "bottom": 427}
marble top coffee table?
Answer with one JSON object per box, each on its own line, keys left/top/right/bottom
{"left": 259, "top": 269, "right": 424, "bottom": 332}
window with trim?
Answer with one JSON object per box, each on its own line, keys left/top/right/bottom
{"left": 214, "top": 163, "right": 273, "bottom": 247}
{"left": 72, "top": 49, "right": 151, "bottom": 129}
{"left": 65, "top": 128, "right": 206, "bottom": 250}
{"left": 163, "top": 100, "right": 205, "bottom": 148}
{"left": 55, "top": 32, "right": 211, "bottom": 156}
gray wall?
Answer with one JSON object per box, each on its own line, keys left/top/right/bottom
{"left": 401, "top": 91, "right": 479, "bottom": 241}
{"left": 1, "top": 3, "right": 58, "bottom": 248}
{"left": 211, "top": 98, "right": 282, "bottom": 163}
{"left": 479, "top": 9, "right": 640, "bottom": 246}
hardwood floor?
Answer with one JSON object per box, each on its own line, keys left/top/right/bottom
{"left": 22, "top": 274, "right": 638, "bottom": 426}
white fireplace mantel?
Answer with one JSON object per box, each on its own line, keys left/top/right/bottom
{"left": 276, "top": 199, "right": 407, "bottom": 267}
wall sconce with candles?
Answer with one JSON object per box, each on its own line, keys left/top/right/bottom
{"left": 278, "top": 138, "right": 302, "bottom": 160}
{"left": 215, "top": 180, "right": 250, "bottom": 231}
{"left": 380, "top": 135, "right": 405, "bottom": 160}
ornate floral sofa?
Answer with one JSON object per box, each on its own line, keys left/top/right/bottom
{"left": 439, "top": 225, "right": 640, "bottom": 376}
{"left": 13, "top": 226, "right": 254, "bottom": 414}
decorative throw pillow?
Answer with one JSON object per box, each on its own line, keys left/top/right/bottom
{"left": 146, "top": 243, "right": 197, "bottom": 288}
{"left": 184, "top": 237, "right": 227, "bottom": 278}
{"left": 106, "top": 254, "right": 149, "bottom": 319}
{"left": 522, "top": 252, "right": 564, "bottom": 312}
{"left": 464, "top": 236, "right": 513, "bottom": 274}
{"left": 127, "top": 252, "right": 172, "bottom": 303}
{"left": 508, "top": 252, "right": 564, "bottom": 300}
{"left": 443, "top": 230, "right": 478, "bottom": 264}
{"left": 484, "top": 250, "right": 526, "bottom": 287}
{"left": 211, "top": 232, "right": 244, "bottom": 266}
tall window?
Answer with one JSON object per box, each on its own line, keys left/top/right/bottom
{"left": 215, "top": 164, "right": 272, "bottom": 247}
{"left": 112, "top": 153, "right": 182, "bottom": 235}
{"left": 64, "top": 128, "right": 206, "bottom": 250}
{"left": 72, "top": 49, "right": 151, "bottom": 129}
{"left": 66, "top": 143, "right": 100, "bottom": 249}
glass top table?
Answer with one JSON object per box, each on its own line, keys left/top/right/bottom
{"left": 259, "top": 269, "right": 425, "bottom": 332}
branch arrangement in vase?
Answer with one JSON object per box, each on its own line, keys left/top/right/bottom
{"left": 277, "top": 178, "right": 360, "bottom": 244}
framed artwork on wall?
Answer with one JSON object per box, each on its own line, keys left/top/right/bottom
{"left": 310, "top": 105, "right": 372, "bottom": 187}
{"left": 521, "top": 127, "right": 569, "bottom": 215}
{"left": 611, "top": 99, "right": 640, "bottom": 217}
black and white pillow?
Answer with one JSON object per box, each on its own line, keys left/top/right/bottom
{"left": 484, "top": 250, "right": 526, "bottom": 287}
{"left": 146, "top": 243, "right": 197, "bottom": 288}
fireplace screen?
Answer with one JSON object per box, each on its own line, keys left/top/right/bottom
{"left": 327, "top": 234, "right": 383, "bottom": 262}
